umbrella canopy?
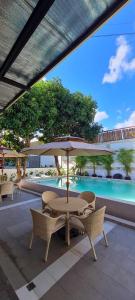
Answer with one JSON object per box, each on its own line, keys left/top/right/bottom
{"left": 0, "top": 151, "right": 26, "bottom": 158}
{"left": 22, "top": 136, "right": 112, "bottom": 156}
{"left": 22, "top": 136, "right": 113, "bottom": 203}
{"left": 0, "top": 146, "right": 10, "bottom": 153}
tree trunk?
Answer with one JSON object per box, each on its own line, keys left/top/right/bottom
{"left": 107, "top": 169, "right": 110, "bottom": 177}
{"left": 16, "top": 158, "right": 22, "bottom": 181}
{"left": 54, "top": 156, "right": 61, "bottom": 176}
{"left": 22, "top": 138, "right": 30, "bottom": 178}
{"left": 93, "top": 163, "right": 96, "bottom": 175}
{"left": 22, "top": 158, "right": 27, "bottom": 178}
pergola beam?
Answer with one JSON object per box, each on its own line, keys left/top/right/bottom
{"left": 0, "top": 0, "right": 55, "bottom": 78}
{"left": 1, "top": 77, "right": 28, "bottom": 91}
{"left": 0, "top": 0, "right": 129, "bottom": 113}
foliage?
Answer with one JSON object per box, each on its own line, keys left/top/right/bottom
{"left": 88, "top": 156, "right": 101, "bottom": 176}
{"left": 10, "top": 173, "right": 16, "bottom": 181}
{"left": 45, "top": 169, "right": 57, "bottom": 176}
{"left": 0, "top": 84, "right": 41, "bottom": 148}
{"left": 39, "top": 79, "right": 101, "bottom": 142}
{"left": 117, "top": 149, "right": 134, "bottom": 177}
{"left": 100, "top": 155, "right": 114, "bottom": 177}
{"left": 75, "top": 156, "right": 88, "bottom": 175}
{"left": 59, "top": 168, "right": 66, "bottom": 175}
{"left": 0, "top": 78, "right": 101, "bottom": 175}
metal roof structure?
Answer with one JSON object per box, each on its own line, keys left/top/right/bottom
{"left": 0, "top": 0, "right": 128, "bottom": 112}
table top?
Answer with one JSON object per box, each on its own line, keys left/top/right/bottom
{"left": 48, "top": 196, "right": 88, "bottom": 213}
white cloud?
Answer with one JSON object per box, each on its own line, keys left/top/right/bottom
{"left": 115, "top": 111, "right": 135, "bottom": 129}
{"left": 102, "top": 36, "right": 135, "bottom": 84}
{"left": 94, "top": 110, "right": 109, "bottom": 122}
{"left": 126, "top": 107, "right": 131, "bottom": 112}
{"left": 103, "top": 127, "right": 108, "bottom": 131}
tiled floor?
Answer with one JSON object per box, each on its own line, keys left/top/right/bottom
{"left": 0, "top": 191, "right": 135, "bottom": 300}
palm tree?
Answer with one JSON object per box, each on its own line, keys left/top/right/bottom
{"left": 75, "top": 156, "right": 88, "bottom": 175}
{"left": 88, "top": 156, "right": 101, "bottom": 177}
{"left": 117, "top": 148, "right": 134, "bottom": 179}
{"left": 100, "top": 155, "right": 114, "bottom": 178}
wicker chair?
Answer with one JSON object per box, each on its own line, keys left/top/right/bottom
{"left": 78, "top": 191, "right": 96, "bottom": 209}
{"left": 14, "top": 181, "right": 22, "bottom": 195}
{"left": 29, "top": 209, "right": 66, "bottom": 262}
{"left": 70, "top": 206, "right": 108, "bottom": 261}
{"left": 42, "top": 191, "right": 59, "bottom": 210}
{"left": 0, "top": 181, "right": 14, "bottom": 202}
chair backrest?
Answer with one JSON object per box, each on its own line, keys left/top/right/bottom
{"left": 30, "top": 209, "right": 58, "bottom": 241}
{"left": 42, "top": 191, "right": 58, "bottom": 205}
{"left": 0, "top": 181, "right": 14, "bottom": 196}
{"left": 81, "top": 206, "right": 106, "bottom": 239}
{"left": 79, "top": 191, "right": 96, "bottom": 209}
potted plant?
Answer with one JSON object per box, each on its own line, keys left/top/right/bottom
{"left": 100, "top": 155, "right": 114, "bottom": 178}
{"left": 75, "top": 156, "right": 88, "bottom": 175}
{"left": 88, "top": 156, "right": 101, "bottom": 177}
{"left": 113, "top": 173, "right": 123, "bottom": 179}
{"left": 117, "top": 149, "right": 134, "bottom": 180}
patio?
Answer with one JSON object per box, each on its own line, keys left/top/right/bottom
{"left": 0, "top": 1, "right": 133, "bottom": 299}
{"left": 0, "top": 190, "right": 135, "bottom": 300}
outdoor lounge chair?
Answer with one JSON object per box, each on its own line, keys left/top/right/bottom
{"left": 29, "top": 209, "right": 66, "bottom": 262}
{"left": 42, "top": 191, "right": 59, "bottom": 210}
{"left": 0, "top": 181, "right": 14, "bottom": 201}
{"left": 70, "top": 206, "right": 108, "bottom": 261}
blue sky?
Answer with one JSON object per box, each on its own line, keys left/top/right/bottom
{"left": 46, "top": 0, "right": 135, "bottom": 130}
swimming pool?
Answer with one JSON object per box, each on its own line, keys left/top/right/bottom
{"left": 29, "top": 176, "right": 135, "bottom": 203}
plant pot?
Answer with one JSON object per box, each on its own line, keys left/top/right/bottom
{"left": 113, "top": 173, "right": 123, "bottom": 179}
{"left": 125, "top": 176, "right": 131, "bottom": 180}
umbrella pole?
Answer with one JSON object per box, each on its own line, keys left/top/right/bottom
{"left": 66, "top": 150, "right": 69, "bottom": 203}
{"left": 2, "top": 153, "right": 4, "bottom": 179}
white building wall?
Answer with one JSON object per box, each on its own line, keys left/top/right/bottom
{"left": 88, "top": 138, "right": 135, "bottom": 179}
{"left": 40, "top": 156, "right": 55, "bottom": 167}
{"left": 61, "top": 138, "right": 135, "bottom": 179}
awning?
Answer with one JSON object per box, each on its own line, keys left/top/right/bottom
{"left": 0, "top": 0, "right": 128, "bottom": 112}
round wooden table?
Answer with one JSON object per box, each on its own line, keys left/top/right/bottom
{"left": 48, "top": 197, "right": 88, "bottom": 246}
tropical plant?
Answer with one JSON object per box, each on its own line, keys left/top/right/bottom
{"left": 45, "top": 169, "right": 57, "bottom": 176}
{"left": 88, "top": 156, "right": 101, "bottom": 177}
{"left": 75, "top": 156, "right": 88, "bottom": 175}
{"left": 100, "top": 155, "right": 114, "bottom": 178}
{"left": 117, "top": 149, "right": 134, "bottom": 179}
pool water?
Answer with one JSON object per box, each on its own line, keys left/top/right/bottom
{"left": 30, "top": 176, "right": 135, "bottom": 203}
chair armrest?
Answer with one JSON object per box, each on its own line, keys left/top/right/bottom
{"left": 82, "top": 206, "right": 94, "bottom": 214}
{"left": 69, "top": 214, "right": 86, "bottom": 220}
{"left": 55, "top": 214, "right": 66, "bottom": 221}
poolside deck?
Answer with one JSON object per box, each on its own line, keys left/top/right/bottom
{"left": 0, "top": 190, "right": 135, "bottom": 299}
{"left": 21, "top": 179, "right": 135, "bottom": 223}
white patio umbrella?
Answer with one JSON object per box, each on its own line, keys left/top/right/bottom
{"left": 22, "top": 136, "right": 113, "bottom": 202}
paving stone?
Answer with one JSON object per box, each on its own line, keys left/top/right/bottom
{"left": 0, "top": 191, "right": 135, "bottom": 300}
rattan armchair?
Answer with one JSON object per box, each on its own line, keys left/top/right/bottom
{"left": 0, "top": 181, "right": 14, "bottom": 202}
{"left": 42, "top": 191, "right": 59, "bottom": 210}
{"left": 78, "top": 191, "right": 96, "bottom": 209}
{"left": 70, "top": 206, "right": 108, "bottom": 261}
{"left": 29, "top": 209, "right": 66, "bottom": 262}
